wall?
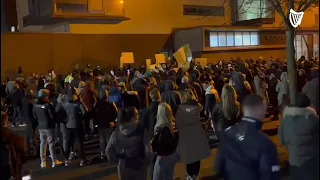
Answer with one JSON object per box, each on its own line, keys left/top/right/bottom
{"left": 1, "top": 33, "right": 171, "bottom": 77}
{"left": 262, "top": 6, "right": 319, "bottom": 29}
{"left": 69, "top": 0, "right": 231, "bottom": 34}
{"left": 201, "top": 48, "right": 286, "bottom": 64}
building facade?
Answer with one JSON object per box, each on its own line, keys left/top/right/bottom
{"left": 2, "top": 0, "right": 319, "bottom": 73}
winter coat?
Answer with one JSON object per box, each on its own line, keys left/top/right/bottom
{"left": 302, "top": 77, "right": 319, "bottom": 112}
{"left": 279, "top": 107, "right": 319, "bottom": 167}
{"left": 80, "top": 87, "right": 97, "bottom": 112}
{"left": 160, "top": 81, "right": 181, "bottom": 116}
{"left": 175, "top": 100, "right": 210, "bottom": 164}
{"left": 276, "top": 72, "right": 289, "bottom": 105}
{"left": 231, "top": 72, "right": 246, "bottom": 102}
{"left": 106, "top": 122, "right": 152, "bottom": 180}
{"left": 214, "top": 117, "right": 280, "bottom": 180}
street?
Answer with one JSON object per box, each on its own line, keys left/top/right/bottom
{"left": 14, "top": 119, "right": 289, "bottom": 180}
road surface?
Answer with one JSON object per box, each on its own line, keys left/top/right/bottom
{"left": 12, "top": 119, "right": 289, "bottom": 180}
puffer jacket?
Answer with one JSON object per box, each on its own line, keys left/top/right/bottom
{"left": 33, "top": 99, "right": 56, "bottom": 129}
{"left": 63, "top": 97, "right": 87, "bottom": 129}
{"left": 278, "top": 106, "right": 319, "bottom": 171}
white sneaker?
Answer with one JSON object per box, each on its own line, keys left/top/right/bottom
{"left": 186, "top": 175, "right": 193, "bottom": 180}
{"left": 19, "top": 123, "right": 26, "bottom": 127}
{"left": 52, "top": 160, "right": 63, "bottom": 168}
{"left": 64, "top": 160, "right": 70, "bottom": 167}
{"left": 40, "top": 161, "right": 46, "bottom": 168}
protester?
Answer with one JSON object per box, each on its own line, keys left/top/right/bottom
{"left": 152, "top": 103, "right": 179, "bottom": 180}
{"left": 278, "top": 93, "right": 319, "bottom": 180}
{"left": 175, "top": 89, "right": 210, "bottom": 180}
{"left": 63, "top": 93, "right": 88, "bottom": 166}
{"left": 33, "top": 89, "right": 62, "bottom": 168}
{"left": 276, "top": 72, "right": 289, "bottom": 106}
{"left": 22, "top": 88, "right": 37, "bottom": 155}
{"left": 1, "top": 112, "right": 27, "bottom": 180}
{"left": 161, "top": 80, "right": 182, "bottom": 116}
{"left": 106, "top": 107, "right": 152, "bottom": 180}
{"left": 211, "top": 84, "right": 240, "bottom": 139}
{"left": 214, "top": 94, "right": 280, "bottom": 180}
{"left": 93, "top": 89, "right": 118, "bottom": 159}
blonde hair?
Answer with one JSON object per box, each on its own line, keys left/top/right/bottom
{"left": 221, "top": 84, "right": 240, "bottom": 120}
{"left": 156, "top": 103, "right": 174, "bottom": 133}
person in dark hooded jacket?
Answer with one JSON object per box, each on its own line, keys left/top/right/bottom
{"left": 160, "top": 80, "right": 181, "bottom": 116}
{"left": 22, "top": 88, "right": 38, "bottom": 154}
{"left": 230, "top": 72, "right": 246, "bottom": 103}
{"left": 189, "top": 74, "right": 203, "bottom": 104}
{"left": 33, "top": 89, "right": 62, "bottom": 168}
{"left": 63, "top": 93, "right": 88, "bottom": 167}
{"left": 119, "top": 82, "right": 140, "bottom": 110}
{"left": 93, "top": 89, "right": 118, "bottom": 159}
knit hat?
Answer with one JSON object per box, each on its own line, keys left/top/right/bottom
{"left": 294, "top": 93, "right": 310, "bottom": 108}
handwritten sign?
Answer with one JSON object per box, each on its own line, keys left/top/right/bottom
{"left": 155, "top": 54, "right": 166, "bottom": 64}
{"left": 146, "top": 59, "right": 151, "bottom": 69}
{"left": 121, "top": 52, "right": 134, "bottom": 64}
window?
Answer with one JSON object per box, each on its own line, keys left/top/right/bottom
{"left": 234, "top": 32, "right": 243, "bottom": 46}
{"left": 183, "top": 5, "right": 224, "bottom": 17}
{"left": 209, "top": 32, "right": 218, "bottom": 47}
{"left": 242, "top": 32, "right": 250, "bottom": 45}
{"left": 218, "top": 32, "right": 227, "bottom": 46}
{"left": 209, "top": 31, "right": 259, "bottom": 47}
{"left": 250, "top": 32, "right": 259, "bottom": 45}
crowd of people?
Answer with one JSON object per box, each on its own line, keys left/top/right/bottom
{"left": 1, "top": 56, "right": 319, "bottom": 180}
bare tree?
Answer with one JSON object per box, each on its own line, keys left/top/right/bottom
{"left": 266, "top": 0, "right": 318, "bottom": 104}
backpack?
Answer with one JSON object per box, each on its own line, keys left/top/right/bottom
{"left": 108, "top": 93, "right": 123, "bottom": 109}
{"left": 114, "top": 125, "right": 145, "bottom": 170}
{"left": 1, "top": 138, "right": 23, "bottom": 180}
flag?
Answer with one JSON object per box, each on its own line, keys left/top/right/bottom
{"left": 173, "top": 44, "right": 193, "bottom": 72}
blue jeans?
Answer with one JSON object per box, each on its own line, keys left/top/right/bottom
{"left": 39, "top": 129, "right": 56, "bottom": 162}
{"left": 152, "top": 152, "right": 178, "bottom": 180}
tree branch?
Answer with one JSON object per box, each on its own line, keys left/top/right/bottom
{"left": 297, "top": 0, "right": 309, "bottom": 11}
{"left": 300, "top": 0, "right": 318, "bottom": 12}
{"left": 268, "top": 0, "right": 288, "bottom": 24}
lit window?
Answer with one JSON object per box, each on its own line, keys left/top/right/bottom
{"left": 242, "top": 32, "right": 250, "bottom": 46}
{"left": 226, "top": 32, "right": 234, "bottom": 46}
{"left": 218, "top": 32, "right": 227, "bottom": 46}
{"left": 250, "top": 32, "right": 259, "bottom": 45}
{"left": 210, "top": 32, "right": 218, "bottom": 47}
{"left": 235, "top": 32, "right": 243, "bottom": 46}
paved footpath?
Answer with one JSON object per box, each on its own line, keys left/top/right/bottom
{"left": 16, "top": 119, "right": 289, "bottom": 180}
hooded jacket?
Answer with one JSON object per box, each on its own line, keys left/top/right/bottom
{"left": 279, "top": 106, "right": 319, "bottom": 169}
{"left": 231, "top": 72, "right": 246, "bottom": 102}
{"left": 63, "top": 96, "right": 87, "bottom": 129}
{"left": 276, "top": 72, "right": 289, "bottom": 105}
{"left": 106, "top": 122, "right": 152, "bottom": 180}
{"left": 302, "top": 77, "right": 319, "bottom": 112}
{"left": 33, "top": 98, "right": 56, "bottom": 129}
{"left": 160, "top": 80, "right": 181, "bottom": 115}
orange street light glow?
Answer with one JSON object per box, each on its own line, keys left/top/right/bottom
{"left": 120, "top": 1, "right": 123, "bottom": 3}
